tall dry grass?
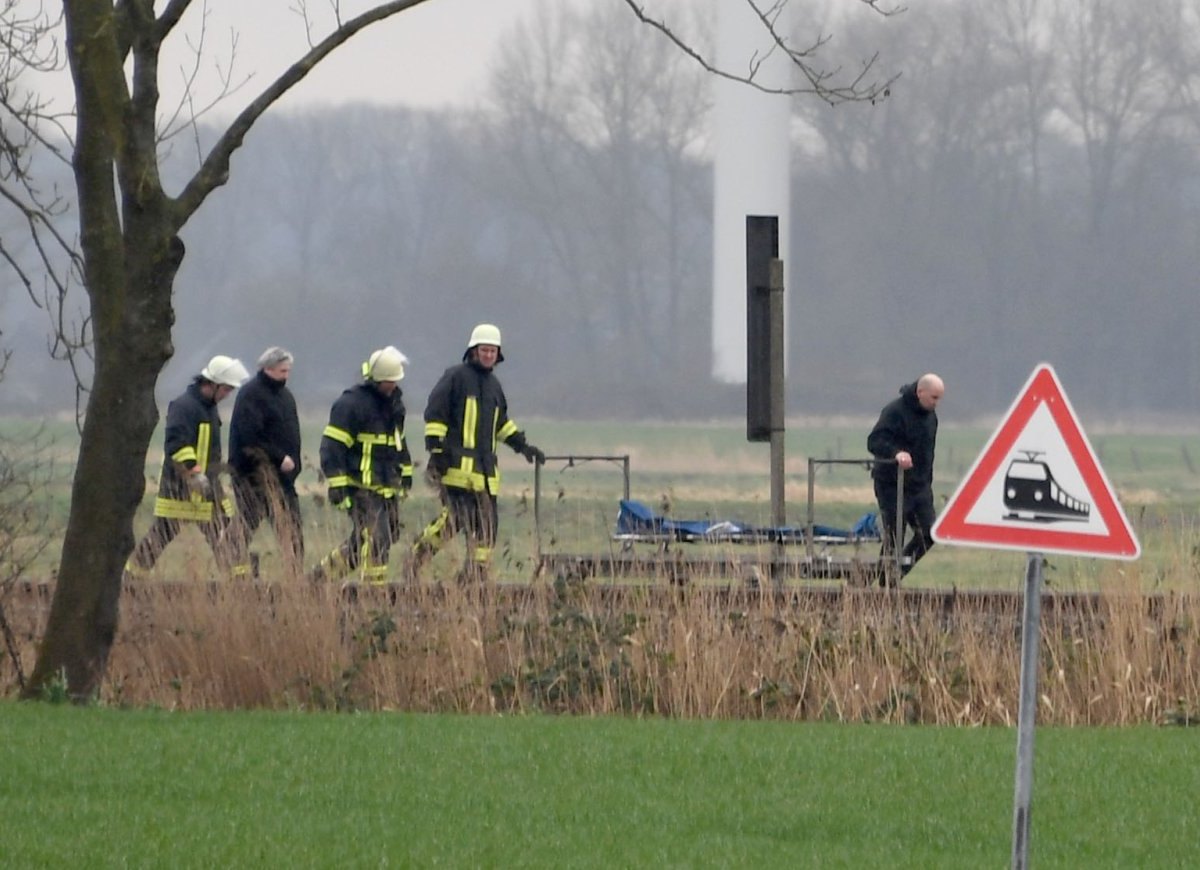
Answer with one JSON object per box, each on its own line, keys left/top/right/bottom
{"left": 6, "top": 562, "right": 1196, "bottom": 725}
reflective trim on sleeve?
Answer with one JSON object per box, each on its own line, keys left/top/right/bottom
{"left": 322, "top": 425, "right": 354, "bottom": 447}
{"left": 172, "top": 446, "right": 198, "bottom": 464}
{"left": 425, "top": 421, "right": 449, "bottom": 439}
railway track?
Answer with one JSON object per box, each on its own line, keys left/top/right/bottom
{"left": 8, "top": 575, "right": 1187, "bottom": 624}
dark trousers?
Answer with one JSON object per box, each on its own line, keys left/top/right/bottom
{"left": 415, "top": 486, "right": 498, "bottom": 569}
{"left": 129, "top": 515, "right": 234, "bottom": 574}
{"left": 230, "top": 475, "right": 304, "bottom": 573}
{"left": 325, "top": 491, "right": 399, "bottom": 583}
{"left": 875, "top": 483, "right": 936, "bottom": 578}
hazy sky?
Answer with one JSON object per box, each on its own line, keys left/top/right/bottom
{"left": 26, "top": 0, "right": 545, "bottom": 114}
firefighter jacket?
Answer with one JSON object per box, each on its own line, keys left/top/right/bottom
{"left": 153, "top": 381, "right": 230, "bottom": 522}
{"left": 423, "top": 360, "right": 530, "bottom": 495}
{"left": 320, "top": 382, "right": 413, "bottom": 499}
{"left": 229, "top": 369, "right": 302, "bottom": 493}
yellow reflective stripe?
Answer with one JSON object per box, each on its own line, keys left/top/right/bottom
{"left": 470, "top": 545, "right": 492, "bottom": 564}
{"left": 196, "top": 423, "right": 211, "bottom": 473}
{"left": 425, "top": 421, "right": 448, "bottom": 439}
{"left": 400, "top": 463, "right": 413, "bottom": 477}
{"left": 172, "top": 446, "right": 197, "bottom": 464}
{"left": 326, "top": 474, "right": 354, "bottom": 488}
{"left": 359, "top": 442, "right": 374, "bottom": 486}
{"left": 359, "top": 433, "right": 390, "bottom": 445}
{"left": 153, "top": 497, "right": 214, "bottom": 521}
{"left": 417, "top": 507, "right": 450, "bottom": 548}
{"left": 322, "top": 425, "right": 354, "bottom": 447}
{"left": 497, "top": 419, "right": 518, "bottom": 441}
{"left": 442, "top": 467, "right": 487, "bottom": 491}
{"left": 463, "top": 397, "right": 478, "bottom": 449}
{"left": 357, "top": 448, "right": 372, "bottom": 489}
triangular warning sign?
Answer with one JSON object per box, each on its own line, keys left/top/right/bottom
{"left": 933, "top": 363, "right": 1140, "bottom": 559}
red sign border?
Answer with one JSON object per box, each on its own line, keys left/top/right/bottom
{"left": 932, "top": 364, "right": 1140, "bottom": 559}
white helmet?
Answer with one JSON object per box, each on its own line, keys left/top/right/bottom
{"left": 464, "top": 323, "right": 504, "bottom": 362}
{"left": 200, "top": 355, "right": 250, "bottom": 387}
{"left": 364, "top": 346, "right": 408, "bottom": 382}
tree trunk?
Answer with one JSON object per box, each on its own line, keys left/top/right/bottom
{"left": 23, "top": 352, "right": 160, "bottom": 698}
{"left": 23, "top": 237, "right": 180, "bottom": 700}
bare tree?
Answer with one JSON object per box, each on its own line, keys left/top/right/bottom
{"left": 483, "top": 0, "right": 712, "bottom": 386}
{"left": 16, "top": 0, "right": 438, "bottom": 701}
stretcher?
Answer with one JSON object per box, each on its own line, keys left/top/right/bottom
{"left": 531, "top": 454, "right": 901, "bottom": 586}
{"left": 612, "top": 499, "right": 879, "bottom": 546}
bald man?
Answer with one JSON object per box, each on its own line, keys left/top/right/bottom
{"left": 867, "top": 373, "right": 945, "bottom": 584}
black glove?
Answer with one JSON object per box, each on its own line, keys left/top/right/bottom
{"left": 521, "top": 444, "right": 546, "bottom": 465}
{"left": 400, "top": 475, "right": 413, "bottom": 496}
{"left": 327, "top": 486, "right": 352, "bottom": 510}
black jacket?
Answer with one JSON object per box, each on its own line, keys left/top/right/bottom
{"left": 229, "top": 369, "right": 302, "bottom": 491}
{"left": 423, "top": 360, "right": 528, "bottom": 495}
{"left": 867, "top": 381, "right": 938, "bottom": 492}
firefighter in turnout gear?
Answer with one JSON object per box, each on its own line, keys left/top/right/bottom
{"left": 128, "top": 355, "right": 252, "bottom": 578}
{"left": 409, "top": 324, "right": 545, "bottom": 583}
{"left": 309, "top": 346, "right": 413, "bottom": 585}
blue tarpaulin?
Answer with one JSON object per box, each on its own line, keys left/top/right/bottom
{"left": 614, "top": 499, "right": 879, "bottom": 544}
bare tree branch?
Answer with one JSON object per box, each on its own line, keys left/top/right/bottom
{"left": 173, "top": 0, "right": 433, "bottom": 224}
{"left": 620, "top": 0, "right": 901, "bottom": 105}
{"left": 0, "top": 0, "right": 86, "bottom": 419}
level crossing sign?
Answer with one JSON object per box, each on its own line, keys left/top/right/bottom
{"left": 932, "top": 363, "right": 1140, "bottom": 559}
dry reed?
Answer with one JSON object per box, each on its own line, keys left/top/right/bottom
{"left": 5, "top": 560, "right": 1197, "bottom": 725}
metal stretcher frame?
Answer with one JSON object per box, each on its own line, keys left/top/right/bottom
{"left": 807, "top": 457, "right": 906, "bottom": 580}
{"left": 533, "top": 454, "right": 907, "bottom": 582}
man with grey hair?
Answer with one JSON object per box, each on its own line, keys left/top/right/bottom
{"left": 867, "top": 372, "right": 945, "bottom": 585}
{"left": 228, "top": 346, "right": 304, "bottom": 576}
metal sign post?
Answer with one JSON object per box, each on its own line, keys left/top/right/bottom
{"left": 745, "top": 215, "right": 786, "bottom": 587}
{"left": 1011, "top": 552, "right": 1044, "bottom": 869}
{"left": 767, "top": 257, "right": 785, "bottom": 582}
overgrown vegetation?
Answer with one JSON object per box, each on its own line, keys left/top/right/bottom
{"left": 2, "top": 417, "right": 1197, "bottom": 721}
{"left": 5, "top": 562, "right": 1197, "bottom": 724}
{"left": 0, "top": 421, "right": 57, "bottom": 693}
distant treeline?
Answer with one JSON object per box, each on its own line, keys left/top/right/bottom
{"left": 3, "top": 0, "right": 1197, "bottom": 422}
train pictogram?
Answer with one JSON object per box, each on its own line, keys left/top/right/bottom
{"left": 1003, "top": 450, "right": 1091, "bottom": 522}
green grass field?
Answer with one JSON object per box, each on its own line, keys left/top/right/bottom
{"left": 0, "top": 703, "right": 1195, "bottom": 868}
